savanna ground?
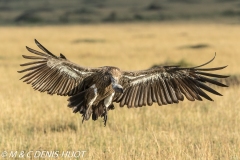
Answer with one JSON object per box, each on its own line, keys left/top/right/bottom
{"left": 0, "top": 22, "right": 240, "bottom": 159}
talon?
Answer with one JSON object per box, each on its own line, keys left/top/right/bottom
{"left": 104, "top": 113, "right": 107, "bottom": 127}
{"left": 82, "top": 116, "right": 85, "bottom": 124}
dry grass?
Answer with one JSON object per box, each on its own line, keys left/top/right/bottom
{"left": 0, "top": 22, "right": 240, "bottom": 159}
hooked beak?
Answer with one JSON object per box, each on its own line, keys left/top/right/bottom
{"left": 111, "top": 77, "right": 124, "bottom": 93}
{"left": 113, "top": 84, "right": 123, "bottom": 93}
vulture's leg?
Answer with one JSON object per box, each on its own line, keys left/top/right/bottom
{"left": 82, "top": 115, "right": 85, "bottom": 123}
{"left": 103, "top": 107, "right": 108, "bottom": 127}
{"left": 103, "top": 93, "right": 115, "bottom": 126}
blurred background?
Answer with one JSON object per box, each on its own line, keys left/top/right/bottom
{"left": 1, "top": 0, "right": 240, "bottom": 160}
{"left": 0, "top": 0, "right": 240, "bottom": 25}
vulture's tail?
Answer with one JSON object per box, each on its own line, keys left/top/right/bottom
{"left": 67, "top": 90, "right": 89, "bottom": 121}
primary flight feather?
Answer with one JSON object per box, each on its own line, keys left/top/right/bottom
{"left": 18, "top": 39, "right": 229, "bottom": 126}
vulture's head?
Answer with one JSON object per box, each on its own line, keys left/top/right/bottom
{"left": 107, "top": 67, "right": 123, "bottom": 93}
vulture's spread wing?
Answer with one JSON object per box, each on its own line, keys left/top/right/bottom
{"left": 18, "top": 39, "right": 100, "bottom": 96}
{"left": 114, "top": 54, "right": 229, "bottom": 107}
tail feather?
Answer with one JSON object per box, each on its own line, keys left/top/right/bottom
{"left": 68, "top": 90, "right": 87, "bottom": 107}
{"left": 67, "top": 90, "right": 88, "bottom": 118}
{"left": 92, "top": 103, "right": 104, "bottom": 121}
{"left": 68, "top": 88, "right": 97, "bottom": 121}
{"left": 72, "top": 101, "right": 84, "bottom": 113}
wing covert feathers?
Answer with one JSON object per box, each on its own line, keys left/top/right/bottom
{"left": 114, "top": 54, "right": 229, "bottom": 107}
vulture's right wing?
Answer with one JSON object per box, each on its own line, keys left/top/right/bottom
{"left": 18, "top": 39, "right": 100, "bottom": 96}
{"left": 114, "top": 54, "right": 229, "bottom": 108}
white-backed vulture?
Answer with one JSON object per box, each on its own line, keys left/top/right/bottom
{"left": 18, "top": 40, "right": 229, "bottom": 126}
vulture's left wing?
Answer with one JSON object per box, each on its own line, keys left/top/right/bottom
{"left": 18, "top": 39, "right": 100, "bottom": 96}
{"left": 113, "top": 54, "right": 229, "bottom": 108}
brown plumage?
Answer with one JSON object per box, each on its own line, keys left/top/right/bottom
{"left": 18, "top": 39, "right": 229, "bottom": 126}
